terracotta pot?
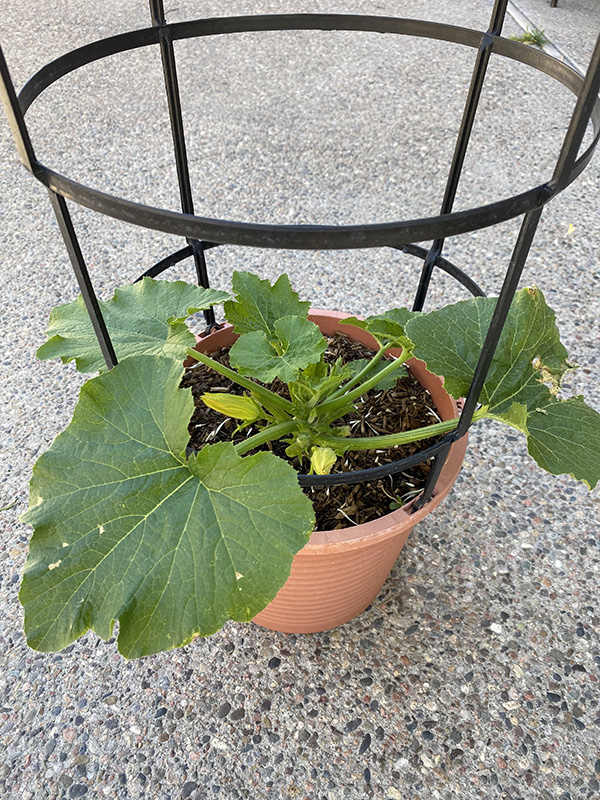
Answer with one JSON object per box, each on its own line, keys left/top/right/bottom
{"left": 192, "top": 310, "right": 467, "bottom": 634}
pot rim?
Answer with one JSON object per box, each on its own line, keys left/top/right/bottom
{"left": 193, "top": 309, "right": 467, "bottom": 554}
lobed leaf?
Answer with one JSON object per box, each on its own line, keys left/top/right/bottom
{"left": 224, "top": 271, "right": 310, "bottom": 338}
{"left": 525, "top": 397, "right": 600, "bottom": 489}
{"left": 20, "top": 356, "right": 315, "bottom": 658}
{"left": 405, "top": 287, "right": 571, "bottom": 415}
{"left": 229, "top": 315, "right": 327, "bottom": 383}
{"left": 36, "top": 278, "right": 230, "bottom": 373}
{"left": 487, "top": 395, "right": 600, "bottom": 488}
{"left": 406, "top": 287, "right": 600, "bottom": 487}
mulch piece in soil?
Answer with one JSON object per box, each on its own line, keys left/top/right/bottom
{"left": 180, "top": 333, "right": 445, "bottom": 531}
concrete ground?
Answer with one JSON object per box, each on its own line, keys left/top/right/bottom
{"left": 1, "top": 1, "right": 599, "bottom": 798}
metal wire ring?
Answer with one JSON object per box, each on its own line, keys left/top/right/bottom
{"left": 17, "top": 13, "right": 600, "bottom": 250}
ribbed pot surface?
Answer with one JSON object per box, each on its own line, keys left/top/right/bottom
{"left": 251, "top": 524, "right": 414, "bottom": 633}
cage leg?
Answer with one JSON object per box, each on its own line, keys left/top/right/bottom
{"left": 149, "top": 0, "right": 215, "bottom": 327}
{"left": 47, "top": 191, "right": 117, "bottom": 371}
{"left": 412, "top": 0, "right": 509, "bottom": 311}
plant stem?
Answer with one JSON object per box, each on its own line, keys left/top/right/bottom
{"left": 326, "top": 345, "right": 387, "bottom": 402}
{"left": 318, "top": 407, "right": 487, "bottom": 452}
{"left": 186, "top": 348, "right": 294, "bottom": 418}
{"left": 316, "top": 353, "right": 408, "bottom": 417}
{"left": 235, "top": 421, "right": 298, "bottom": 456}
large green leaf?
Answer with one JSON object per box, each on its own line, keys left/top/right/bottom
{"left": 36, "top": 278, "right": 230, "bottom": 373}
{"left": 406, "top": 287, "right": 600, "bottom": 488}
{"left": 526, "top": 397, "right": 600, "bottom": 489}
{"left": 405, "top": 287, "right": 570, "bottom": 415}
{"left": 224, "top": 271, "right": 311, "bottom": 338}
{"left": 20, "top": 356, "right": 314, "bottom": 657}
{"left": 341, "top": 308, "right": 418, "bottom": 353}
{"left": 229, "top": 315, "right": 327, "bottom": 383}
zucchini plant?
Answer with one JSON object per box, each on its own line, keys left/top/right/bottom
{"left": 20, "top": 271, "right": 600, "bottom": 657}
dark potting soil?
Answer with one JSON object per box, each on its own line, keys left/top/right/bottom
{"left": 180, "top": 333, "right": 444, "bottom": 531}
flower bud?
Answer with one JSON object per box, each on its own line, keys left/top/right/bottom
{"left": 309, "top": 446, "right": 337, "bottom": 475}
{"left": 201, "top": 392, "right": 263, "bottom": 423}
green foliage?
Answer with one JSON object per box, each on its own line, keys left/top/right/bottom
{"left": 341, "top": 307, "right": 418, "bottom": 353}
{"left": 229, "top": 315, "right": 327, "bottom": 383}
{"left": 525, "top": 397, "right": 600, "bottom": 489}
{"left": 407, "top": 288, "right": 600, "bottom": 487}
{"left": 224, "top": 271, "right": 310, "bottom": 338}
{"left": 37, "top": 278, "right": 229, "bottom": 373}
{"left": 510, "top": 27, "right": 549, "bottom": 48}
{"left": 287, "top": 358, "right": 367, "bottom": 416}
{"left": 20, "top": 356, "right": 314, "bottom": 658}
{"left": 223, "top": 271, "right": 327, "bottom": 383}
{"left": 21, "top": 271, "right": 600, "bottom": 656}
{"left": 345, "top": 358, "right": 405, "bottom": 391}
{"left": 406, "top": 288, "right": 570, "bottom": 414}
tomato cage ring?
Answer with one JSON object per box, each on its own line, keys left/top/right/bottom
{"left": 1, "top": 3, "right": 599, "bottom": 504}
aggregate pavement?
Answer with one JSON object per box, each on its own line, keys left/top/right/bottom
{"left": 1, "top": 2, "right": 599, "bottom": 798}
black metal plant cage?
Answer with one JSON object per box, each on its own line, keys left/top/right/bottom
{"left": 1, "top": 1, "right": 599, "bottom": 509}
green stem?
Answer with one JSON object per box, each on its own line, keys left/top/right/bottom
{"left": 327, "top": 345, "right": 387, "bottom": 402}
{"left": 317, "top": 353, "right": 408, "bottom": 417}
{"left": 186, "top": 348, "right": 294, "bottom": 418}
{"left": 235, "top": 420, "right": 298, "bottom": 456}
{"left": 256, "top": 393, "right": 291, "bottom": 422}
{"left": 318, "top": 407, "right": 487, "bottom": 452}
